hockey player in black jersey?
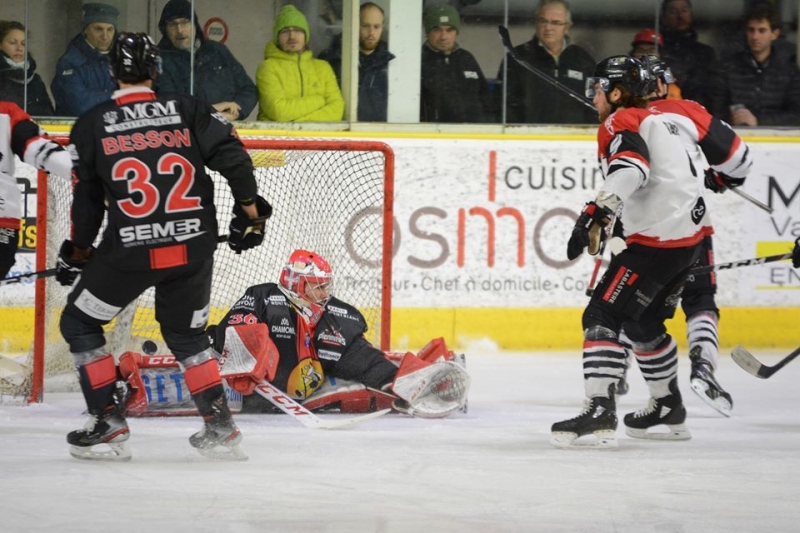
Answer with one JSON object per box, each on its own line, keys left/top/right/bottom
{"left": 551, "top": 56, "right": 745, "bottom": 449}
{"left": 57, "top": 33, "right": 270, "bottom": 461}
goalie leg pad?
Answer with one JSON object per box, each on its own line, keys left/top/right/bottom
{"left": 118, "top": 351, "right": 149, "bottom": 416}
{"left": 390, "top": 353, "right": 470, "bottom": 418}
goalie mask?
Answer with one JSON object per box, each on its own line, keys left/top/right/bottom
{"left": 279, "top": 250, "right": 333, "bottom": 315}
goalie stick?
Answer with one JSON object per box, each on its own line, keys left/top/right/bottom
{"left": 252, "top": 380, "right": 391, "bottom": 429}
{"left": 689, "top": 252, "right": 792, "bottom": 276}
{"left": 498, "top": 25, "right": 597, "bottom": 112}
{"left": 731, "top": 345, "right": 800, "bottom": 379}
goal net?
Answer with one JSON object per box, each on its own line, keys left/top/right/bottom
{"left": 3, "top": 138, "right": 394, "bottom": 403}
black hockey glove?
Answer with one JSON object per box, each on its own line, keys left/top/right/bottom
{"left": 567, "top": 202, "right": 614, "bottom": 261}
{"left": 793, "top": 236, "right": 800, "bottom": 269}
{"left": 228, "top": 195, "right": 271, "bottom": 254}
{"left": 55, "top": 240, "right": 91, "bottom": 286}
{"left": 704, "top": 169, "right": 744, "bottom": 194}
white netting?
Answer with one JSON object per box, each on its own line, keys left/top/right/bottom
{"left": 2, "top": 139, "right": 393, "bottom": 402}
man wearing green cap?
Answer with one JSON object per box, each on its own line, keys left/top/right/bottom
{"left": 255, "top": 5, "right": 344, "bottom": 122}
{"left": 420, "top": 3, "right": 493, "bottom": 123}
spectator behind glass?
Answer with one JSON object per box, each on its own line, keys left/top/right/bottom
{"left": 720, "top": 3, "right": 800, "bottom": 127}
{"left": 156, "top": 0, "right": 257, "bottom": 122}
{"left": 630, "top": 29, "right": 682, "bottom": 100}
{"left": 420, "top": 4, "right": 493, "bottom": 123}
{"left": 51, "top": 3, "right": 118, "bottom": 117}
{"left": 0, "top": 21, "right": 54, "bottom": 116}
{"left": 319, "top": 2, "right": 395, "bottom": 122}
{"left": 255, "top": 5, "right": 344, "bottom": 122}
{"left": 495, "top": 0, "right": 595, "bottom": 124}
{"left": 659, "top": 0, "right": 722, "bottom": 116}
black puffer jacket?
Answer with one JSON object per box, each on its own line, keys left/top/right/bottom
{"left": 319, "top": 35, "right": 395, "bottom": 122}
{"left": 660, "top": 28, "right": 723, "bottom": 116}
{"left": 0, "top": 52, "right": 54, "bottom": 116}
{"left": 720, "top": 45, "right": 800, "bottom": 126}
{"left": 420, "top": 43, "right": 493, "bottom": 123}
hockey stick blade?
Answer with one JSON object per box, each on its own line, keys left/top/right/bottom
{"left": 252, "top": 380, "right": 390, "bottom": 429}
{"left": 497, "top": 25, "right": 597, "bottom": 112}
{"left": 1, "top": 268, "right": 57, "bottom": 287}
{"left": 731, "top": 345, "right": 800, "bottom": 379}
{"left": 689, "top": 253, "right": 792, "bottom": 276}
{"left": 730, "top": 187, "right": 773, "bottom": 214}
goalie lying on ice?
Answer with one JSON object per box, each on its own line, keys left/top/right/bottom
{"left": 120, "top": 249, "right": 469, "bottom": 419}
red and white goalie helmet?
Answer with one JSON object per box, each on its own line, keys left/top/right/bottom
{"left": 279, "top": 249, "right": 333, "bottom": 307}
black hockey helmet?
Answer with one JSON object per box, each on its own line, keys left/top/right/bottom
{"left": 641, "top": 54, "right": 676, "bottom": 85}
{"left": 109, "top": 32, "right": 162, "bottom": 84}
{"left": 585, "top": 55, "right": 656, "bottom": 99}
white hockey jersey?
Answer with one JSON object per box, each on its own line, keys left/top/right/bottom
{"left": 596, "top": 106, "right": 713, "bottom": 248}
{"left": 0, "top": 101, "right": 72, "bottom": 230}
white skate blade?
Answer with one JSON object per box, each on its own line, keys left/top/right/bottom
{"left": 625, "top": 424, "right": 691, "bottom": 441}
{"left": 550, "top": 430, "right": 618, "bottom": 450}
{"left": 196, "top": 444, "right": 248, "bottom": 461}
{"left": 69, "top": 441, "right": 132, "bottom": 462}
{"left": 690, "top": 378, "right": 732, "bottom": 417}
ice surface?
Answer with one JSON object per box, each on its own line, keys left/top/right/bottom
{"left": 2, "top": 350, "right": 800, "bottom": 533}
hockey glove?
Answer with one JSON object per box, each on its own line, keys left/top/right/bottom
{"left": 228, "top": 196, "right": 271, "bottom": 254}
{"left": 704, "top": 169, "right": 745, "bottom": 194}
{"left": 793, "top": 236, "right": 800, "bottom": 269}
{"left": 55, "top": 240, "right": 92, "bottom": 286}
{"left": 567, "top": 202, "right": 614, "bottom": 260}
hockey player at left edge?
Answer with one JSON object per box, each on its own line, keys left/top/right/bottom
{"left": 56, "top": 32, "right": 271, "bottom": 461}
{"left": 0, "top": 101, "right": 73, "bottom": 280}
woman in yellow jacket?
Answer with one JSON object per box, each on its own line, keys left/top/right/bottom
{"left": 256, "top": 5, "right": 344, "bottom": 122}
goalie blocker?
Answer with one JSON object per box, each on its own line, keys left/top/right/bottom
{"left": 117, "top": 327, "right": 469, "bottom": 419}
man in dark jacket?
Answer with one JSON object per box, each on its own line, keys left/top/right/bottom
{"left": 495, "top": 0, "right": 595, "bottom": 124}
{"left": 720, "top": 3, "right": 800, "bottom": 127}
{"left": 51, "top": 3, "right": 119, "bottom": 117}
{"left": 659, "top": 0, "right": 723, "bottom": 116}
{"left": 420, "top": 3, "right": 493, "bottom": 123}
{"left": 156, "top": 0, "right": 257, "bottom": 122}
{"left": 319, "top": 2, "right": 395, "bottom": 122}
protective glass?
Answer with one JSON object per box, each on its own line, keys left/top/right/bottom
{"left": 585, "top": 77, "right": 610, "bottom": 99}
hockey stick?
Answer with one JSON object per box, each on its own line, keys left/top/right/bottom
{"left": 730, "top": 187, "right": 773, "bottom": 214}
{"left": 498, "top": 25, "right": 597, "bottom": 112}
{"left": 731, "top": 345, "right": 800, "bottom": 379}
{"left": 252, "top": 380, "right": 391, "bottom": 429}
{"left": 1, "top": 235, "right": 233, "bottom": 288}
{"left": 0, "top": 268, "right": 57, "bottom": 287}
{"left": 689, "top": 252, "right": 792, "bottom": 275}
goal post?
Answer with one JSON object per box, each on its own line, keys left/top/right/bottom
{"left": 15, "top": 138, "right": 394, "bottom": 404}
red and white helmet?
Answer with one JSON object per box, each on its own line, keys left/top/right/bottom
{"left": 279, "top": 249, "right": 333, "bottom": 306}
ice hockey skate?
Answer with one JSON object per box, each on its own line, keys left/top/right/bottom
{"left": 689, "top": 347, "right": 732, "bottom": 417}
{"left": 68, "top": 409, "right": 131, "bottom": 462}
{"left": 190, "top": 396, "right": 247, "bottom": 461}
{"left": 551, "top": 390, "right": 618, "bottom": 449}
{"left": 624, "top": 379, "right": 691, "bottom": 440}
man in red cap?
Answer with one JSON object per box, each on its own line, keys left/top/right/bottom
{"left": 630, "top": 29, "right": 663, "bottom": 59}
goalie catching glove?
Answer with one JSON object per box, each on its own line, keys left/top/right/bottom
{"left": 567, "top": 201, "right": 614, "bottom": 260}
{"left": 228, "top": 195, "right": 272, "bottom": 254}
{"left": 704, "top": 169, "right": 745, "bottom": 194}
{"left": 55, "top": 240, "right": 92, "bottom": 286}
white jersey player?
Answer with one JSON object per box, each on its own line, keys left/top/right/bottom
{"left": 551, "top": 56, "right": 735, "bottom": 449}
